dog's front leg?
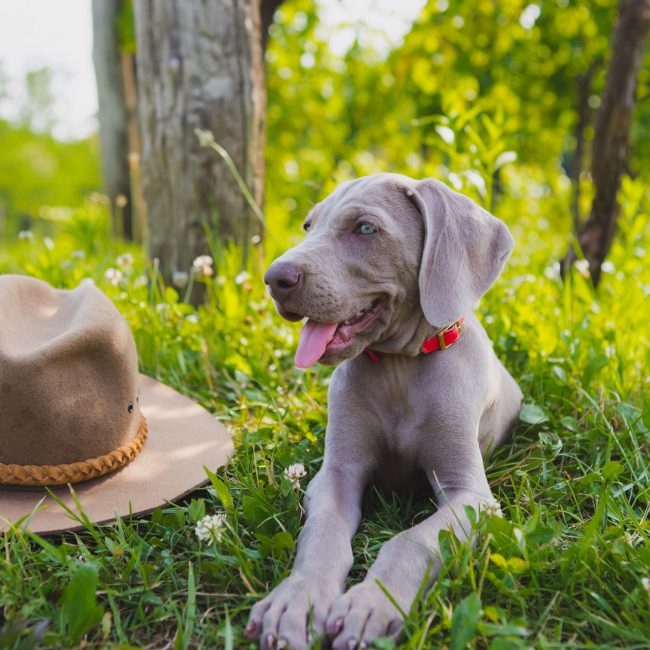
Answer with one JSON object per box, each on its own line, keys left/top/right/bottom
{"left": 246, "top": 461, "right": 369, "bottom": 650}
{"left": 326, "top": 440, "right": 492, "bottom": 650}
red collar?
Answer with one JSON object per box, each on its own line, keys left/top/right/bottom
{"left": 365, "top": 317, "right": 464, "bottom": 363}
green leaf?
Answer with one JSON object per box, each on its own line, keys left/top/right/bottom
{"left": 204, "top": 467, "right": 233, "bottom": 511}
{"left": 523, "top": 513, "right": 555, "bottom": 546}
{"left": 59, "top": 564, "right": 104, "bottom": 646}
{"left": 582, "top": 353, "right": 607, "bottom": 386}
{"left": 187, "top": 498, "right": 206, "bottom": 522}
{"left": 551, "top": 365, "right": 567, "bottom": 383}
{"left": 602, "top": 460, "right": 623, "bottom": 481}
{"left": 223, "top": 608, "right": 234, "bottom": 650}
{"left": 450, "top": 593, "right": 481, "bottom": 650}
{"left": 174, "top": 562, "right": 196, "bottom": 650}
{"left": 243, "top": 496, "right": 268, "bottom": 527}
{"left": 519, "top": 403, "right": 548, "bottom": 425}
{"left": 488, "top": 637, "right": 527, "bottom": 649}
{"left": 271, "top": 531, "right": 295, "bottom": 556}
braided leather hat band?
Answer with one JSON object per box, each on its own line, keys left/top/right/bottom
{"left": 0, "top": 415, "right": 148, "bottom": 487}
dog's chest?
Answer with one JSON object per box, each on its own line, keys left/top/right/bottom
{"left": 373, "top": 412, "right": 430, "bottom": 494}
{"left": 366, "top": 365, "right": 430, "bottom": 468}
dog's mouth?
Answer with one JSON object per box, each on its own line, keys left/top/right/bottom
{"left": 294, "top": 299, "right": 383, "bottom": 368}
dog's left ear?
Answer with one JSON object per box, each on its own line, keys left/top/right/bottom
{"left": 407, "top": 179, "right": 514, "bottom": 329}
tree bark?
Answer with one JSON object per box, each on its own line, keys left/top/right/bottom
{"left": 92, "top": 0, "right": 133, "bottom": 240}
{"left": 576, "top": 0, "right": 650, "bottom": 286}
{"left": 133, "top": 0, "right": 265, "bottom": 283}
{"left": 570, "top": 62, "right": 598, "bottom": 233}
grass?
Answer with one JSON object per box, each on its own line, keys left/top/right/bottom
{"left": 0, "top": 177, "right": 649, "bottom": 650}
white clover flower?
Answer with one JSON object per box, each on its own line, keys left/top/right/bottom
{"left": 235, "top": 271, "right": 250, "bottom": 285}
{"left": 117, "top": 253, "right": 134, "bottom": 270}
{"left": 574, "top": 259, "right": 590, "bottom": 278}
{"left": 284, "top": 463, "right": 307, "bottom": 489}
{"left": 44, "top": 237, "right": 54, "bottom": 251}
{"left": 18, "top": 230, "right": 33, "bottom": 241}
{"left": 71, "top": 249, "right": 85, "bottom": 259}
{"left": 133, "top": 275, "right": 148, "bottom": 288}
{"left": 192, "top": 255, "right": 214, "bottom": 277}
{"left": 480, "top": 497, "right": 503, "bottom": 518}
{"left": 601, "top": 261, "right": 615, "bottom": 274}
{"left": 544, "top": 262, "right": 560, "bottom": 280}
{"left": 172, "top": 271, "right": 190, "bottom": 288}
{"left": 105, "top": 268, "right": 123, "bottom": 287}
{"left": 186, "top": 314, "right": 199, "bottom": 324}
{"left": 194, "top": 513, "right": 227, "bottom": 544}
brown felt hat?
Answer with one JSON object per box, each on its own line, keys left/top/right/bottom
{"left": 0, "top": 275, "right": 233, "bottom": 534}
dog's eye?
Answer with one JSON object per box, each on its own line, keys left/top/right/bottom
{"left": 354, "top": 222, "right": 377, "bottom": 235}
{"left": 303, "top": 222, "right": 311, "bottom": 232}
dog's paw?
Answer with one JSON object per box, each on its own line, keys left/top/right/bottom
{"left": 245, "top": 573, "right": 341, "bottom": 649}
{"left": 325, "top": 581, "right": 406, "bottom": 650}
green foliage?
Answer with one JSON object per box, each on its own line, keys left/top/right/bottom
{"left": 0, "top": 119, "right": 100, "bottom": 227}
{"left": 265, "top": 0, "right": 650, "bottom": 234}
{"left": 0, "top": 61, "right": 101, "bottom": 228}
{"left": 58, "top": 565, "right": 104, "bottom": 647}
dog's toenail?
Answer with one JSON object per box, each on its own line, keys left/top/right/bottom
{"left": 348, "top": 639, "right": 357, "bottom": 650}
{"left": 266, "top": 634, "right": 276, "bottom": 649}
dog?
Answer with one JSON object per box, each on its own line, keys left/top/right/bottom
{"left": 245, "top": 173, "right": 523, "bottom": 650}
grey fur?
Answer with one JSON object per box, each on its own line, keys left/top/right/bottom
{"left": 245, "top": 173, "right": 523, "bottom": 650}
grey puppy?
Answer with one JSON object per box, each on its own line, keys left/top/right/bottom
{"left": 245, "top": 173, "right": 523, "bottom": 650}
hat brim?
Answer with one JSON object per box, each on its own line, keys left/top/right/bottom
{"left": 0, "top": 375, "right": 233, "bottom": 535}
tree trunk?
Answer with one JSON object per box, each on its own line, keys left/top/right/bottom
{"left": 576, "top": 0, "right": 650, "bottom": 286}
{"left": 92, "top": 0, "right": 133, "bottom": 240}
{"left": 570, "top": 62, "right": 598, "bottom": 233}
{"left": 133, "top": 0, "right": 265, "bottom": 283}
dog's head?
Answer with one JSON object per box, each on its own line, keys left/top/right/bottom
{"left": 264, "top": 173, "right": 514, "bottom": 368}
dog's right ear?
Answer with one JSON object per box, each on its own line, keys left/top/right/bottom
{"left": 406, "top": 179, "right": 514, "bottom": 330}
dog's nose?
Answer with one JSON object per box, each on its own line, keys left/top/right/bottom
{"left": 264, "top": 261, "right": 303, "bottom": 298}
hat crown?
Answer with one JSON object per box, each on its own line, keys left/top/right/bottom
{"left": 0, "top": 275, "right": 141, "bottom": 466}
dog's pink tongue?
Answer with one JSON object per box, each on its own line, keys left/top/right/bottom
{"left": 295, "top": 320, "right": 338, "bottom": 368}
